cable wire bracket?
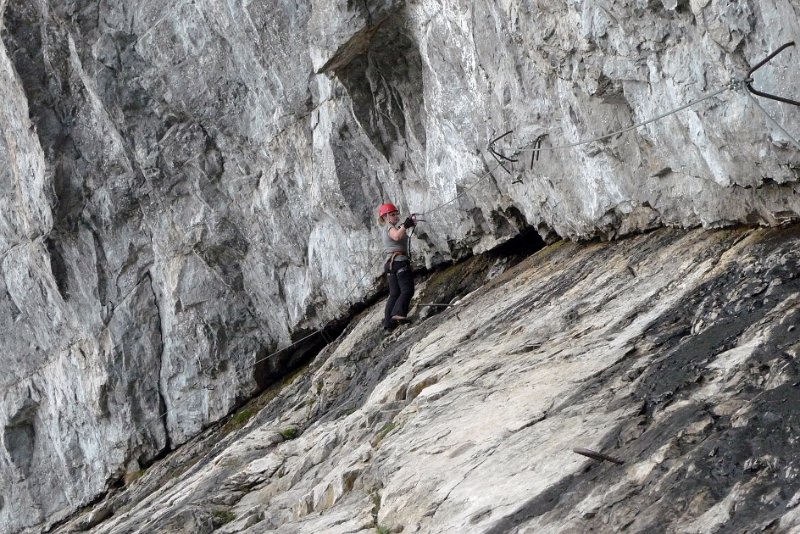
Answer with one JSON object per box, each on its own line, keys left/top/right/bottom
{"left": 529, "top": 135, "right": 545, "bottom": 169}
{"left": 488, "top": 130, "right": 518, "bottom": 174}
{"left": 745, "top": 41, "right": 799, "bottom": 107}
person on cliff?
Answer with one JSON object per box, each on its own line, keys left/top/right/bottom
{"left": 378, "top": 203, "right": 416, "bottom": 331}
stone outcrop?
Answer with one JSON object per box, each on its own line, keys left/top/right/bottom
{"left": 54, "top": 226, "right": 800, "bottom": 533}
{"left": 1, "top": 0, "right": 799, "bottom": 531}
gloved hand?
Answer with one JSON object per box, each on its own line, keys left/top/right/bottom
{"left": 402, "top": 216, "right": 416, "bottom": 229}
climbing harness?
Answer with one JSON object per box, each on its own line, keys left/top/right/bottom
{"left": 386, "top": 251, "right": 404, "bottom": 272}
{"left": 14, "top": 41, "right": 799, "bottom": 451}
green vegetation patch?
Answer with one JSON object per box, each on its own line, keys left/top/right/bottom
{"left": 372, "top": 422, "right": 398, "bottom": 447}
{"left": 280, "top": 426, "right": 299, "bottom": 440}
{"left": 416, "top": 255, "right": 495, "bottom": 311}
{"left": 223, "top": 408, "right": 255, "bottom": 433}
{"left": 212, "top": 509, "right": 236, "bottom": 525}
{"left": 220, "top": 359, "right": 312, "bottom": 435}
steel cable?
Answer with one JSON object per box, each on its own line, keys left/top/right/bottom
{"left": 510, "top": 84, "right": 736, "bottom": 155}
{"left": 6, "top": 42, "right": 799, "bottom": 459}
{"left": 745, "top": 89, "right": 800, "bottom": 150}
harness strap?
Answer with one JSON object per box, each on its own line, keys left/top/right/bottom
{"left": 387, "top": 251, "right": 403, "bottom": 272}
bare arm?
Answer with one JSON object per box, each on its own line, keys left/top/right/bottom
{"left": 388, "top": 226, "right": 407, "bottom": 241}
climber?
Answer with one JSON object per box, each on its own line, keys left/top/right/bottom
{"left": 378, "top": 202, "right": 416, "bottom": 331}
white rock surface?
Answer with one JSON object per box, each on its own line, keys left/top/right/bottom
{"left": 1, "top": 0, "right": 800, "bottom": 530}
{"left": 52, "top": 226, "right": 800, "bottom": 533}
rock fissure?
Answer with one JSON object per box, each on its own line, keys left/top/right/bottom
{"left": 145, "top": 271, "right": 171, "bottom": 454}
{"left": 4, "top": 1, "right": 800, "bottom": 531}
{"left": 28, "top": 226, "right": 800, "bottom": 533}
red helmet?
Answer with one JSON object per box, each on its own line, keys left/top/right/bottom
{"left": 378, "top": 203, "right": 399, "bottom": 217}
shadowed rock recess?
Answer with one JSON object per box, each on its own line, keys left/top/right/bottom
{"left": 50, "top": 227, "right": 800, "bottom": 533}
{"left": 0, "top": 0, "right": 799, "bottom": 532}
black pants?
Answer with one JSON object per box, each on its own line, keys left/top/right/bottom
{"left": 384, "top": 259, "right": 414, "bottom": 329}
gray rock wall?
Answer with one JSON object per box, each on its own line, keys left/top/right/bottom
{"left": 53, "top": 225, "right": 800, "bottom": 534}
{"left": 0, "top": 0, "right": 798, "bottom": 531}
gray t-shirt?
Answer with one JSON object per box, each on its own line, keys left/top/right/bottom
{"left": 382, "top": 225, "right": 408, "bottom": 261}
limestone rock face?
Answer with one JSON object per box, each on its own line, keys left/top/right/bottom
{"left": 55, "top": 226, "right": 800, "bottom": 533}
{"left": 1, "top": 0, "right": 799, "bottom": 531}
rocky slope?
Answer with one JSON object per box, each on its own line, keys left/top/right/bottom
{"left": 1, "top": 0, "right": 799, "bottom": 531}
{"left": 54, "top": 225, "right": 800, "bottom": 533}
